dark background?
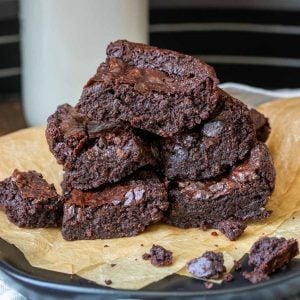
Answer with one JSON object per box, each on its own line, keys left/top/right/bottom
{"left": 0, "top": 0, "right": 300, "bottom": 125}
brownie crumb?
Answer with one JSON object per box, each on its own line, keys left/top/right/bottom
{"left": 140, "top": 244, "right": 144, "bottom": 247}
{"left": 215, "top": 244, "right": 219, "bottom": 247}
{"left": 104, "top": 279, "right": 112, "bottom": 285}
{"left": 243, "top": 236, "right": 299, "bottom": 284}
{"left": 104, "top": 245, "right": 109, "bottom": 247}
{"left": 218, "top": 220, "right": 246, "bottom": 241}
{"left": 204, "top": 282, "right": 214, "bottom": 289}
{"left": 186, "top": 251, "right": 226, "bottom": 280}
{"left": 242, "top": 270, "right": 269, "bottom": 284}
{"left": 234, "top": 260, "right": 243, "bottom": 271}
{"left": 111, "top": 264, "right": 116, "bottom": 267}
{"left": 211, "top": 231, "right": 218, "bottom": 237}
{"left": 143, "top": 245, "right": 173, "bottom": 267}
{"left": 224, "top": 273, "right": 234, "bottom": 282}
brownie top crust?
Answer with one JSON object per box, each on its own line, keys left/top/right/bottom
{"left": 11, "top": 170, "right": 58, "bottom": 202}
{"left": 106, "top": 40, "right": 218, "bottom": 90}
{"left": 66, "top": 171, "right": 166, "bottom": 208}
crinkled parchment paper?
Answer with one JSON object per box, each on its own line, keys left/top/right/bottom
{"left": 0, "top": 98, "right": 299, "bottom": 289}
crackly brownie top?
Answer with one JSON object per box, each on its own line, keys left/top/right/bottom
{"left": 11, "top": 170, "right": 58, "bottom": 201}
{"left": 103, "top": 39, "right": 218, "bottom": 91}
{"left": 176, "top": 142, "right": 275, "bottom": 200}
{"left": 65, "top": 171, "right": 166, "bottom": 208}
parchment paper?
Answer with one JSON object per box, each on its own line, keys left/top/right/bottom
{"left": 0, "top": 98, "right": 299, "bottom": 289}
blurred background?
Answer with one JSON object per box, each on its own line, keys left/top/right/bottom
{"left": 0, "top": 0, "right": 300, "bottom": 134}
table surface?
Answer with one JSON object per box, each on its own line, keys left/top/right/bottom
{"left": 0, "top": 98, "right": 27, "bottom": 137}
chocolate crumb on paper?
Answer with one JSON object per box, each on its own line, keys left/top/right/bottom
{"left": 143, "top": 245, "right": 173, "bottom": 267}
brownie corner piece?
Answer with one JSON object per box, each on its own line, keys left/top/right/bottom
{"left": 0, "top": 169, "right": 63, "bottom": 227}
{"left": 61, "top": 170, "right": 168, "bottom": 240}
{"left": 250, "top": 108, "right": 271, "bottom": 142}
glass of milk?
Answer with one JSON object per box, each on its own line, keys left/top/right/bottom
{"left": 20, "top": 0, "right": 148, "bottom": 126}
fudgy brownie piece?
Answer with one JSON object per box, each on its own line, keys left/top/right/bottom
{"left": 76, "top": 40, "right": 219, "bottom": 137}
{"left": 242, "top": 269, "right": 270, "bottom": 284}
{"left": 187, "top": 251, "right": 226, "bottom": 279}
{"left": 250, "top": 108, "right": 271, "bottom": 142}
{"left": 165, "top": 142, "right": 275, "bottom": 229}
{"left": 159, "top": 89, "right": 256, "bottom": 180}
{"left": 142, "top": 244, "right": 173, "bottom": 266}
{"left": 249, "top": 236, "right": 298, "bottom": 272}
{"left": 62, "top": 171, "right": 168, "bottom": 240}
{"left": 218, "top": 220, "right": 247, "bottom": 241}
{"left": 0, "top": 170, "right": 63, "bottom": 227}
{"left": 46, "top": 104, "right": 155, "bottom": 190}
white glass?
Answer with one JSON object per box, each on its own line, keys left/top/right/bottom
{"left": 20, "top": 0, "right": 148, "bottom": 126}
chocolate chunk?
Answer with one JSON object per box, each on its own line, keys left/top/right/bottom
{"left": 218, "top": 220, "right": 247, "bottom": 241}
{"left": 143, "top": 245, "right": 173, "bottom": 267}
{"left": 186, "top": 251, "right": 226, "bottom": 279}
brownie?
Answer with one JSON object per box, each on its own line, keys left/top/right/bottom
{"left": 76, "top": 40, "right": 219, "bottom": 137}
{"left": 248, "top": 236, "right": 298, "bottom": 273}
{"left": 165, "top": 142, "right": 275, "bottom": 229}
{"left": 0, "top": 170, "right": 63, "bottom": 228}
{"left": 218, "top": 220, "right": 247, "bottom": 241}
{"left": 46, "top": 104, "right": 155, "bottom": 190}
{"left": 186, "top": 251, "right": 226, "bottom": 279}
{"left": 250, "top": 108, "right": 271, "bottom": 142}
{"left": 61, "top": 170, "right": 168, "bottom": 240}
{"left": 159, "top": 89, "right": 256, "bottom": 180}
{"left": 243, "top": 237, "right": 299, "bottom": 283}
{"left": 142, "top": 244, "right": 173, "bottom": 266}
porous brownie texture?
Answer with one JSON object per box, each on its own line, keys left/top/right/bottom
{"left": 76, "top": 40, "right": 219, "bottom": 137}
{"left": 46, "top": 104, "right": 155, "bottom": 190}
{"left": 187, "top": 251, "right": 226, "bottom": 279}
{"left": 218, "top": 220, "right": 247, "bottom": 241}
{"left": 250, "top": 108, "right": 271, "bottom": 142}
{"left": 62, "top": 171, "right": 168, "bottom": 240}
{"left": 165, "top": 142, "right": 275, "bottom": 229}
{"left": 159, "top": 89, "right": 256, "bottom": 180}
{"left": 243, "top": 237, "right": 299, "bottom": 283}
{"left": 0, "top": 170, "right": 63, "bottom": 227}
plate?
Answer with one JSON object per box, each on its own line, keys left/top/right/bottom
{"left": 1, "top": 238, "right": 300, "bottom": 299}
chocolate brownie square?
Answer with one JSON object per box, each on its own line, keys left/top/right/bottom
{"left": 46, "top": 104, "right": 155, "bottom": 190}
{"left": 165, "top": 142, "right": 275, "bottom": 229}
{"left": 250, "top": 108, "right": 271, "bottom": 142}
{"left": 0, "top": 170, "right": 63, "bottom": 227}
{"left": 62, "top": 170, "right": 168, "bottom": 240}
{"left": 76, "top": 40, "right": 219, "bottom": 137}
{"left": 159, "top": 89, "right": 256, "bottom": 180}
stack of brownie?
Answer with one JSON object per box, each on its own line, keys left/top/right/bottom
{"left": 0, "top": 40, "right": 275, "bottom": 240}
